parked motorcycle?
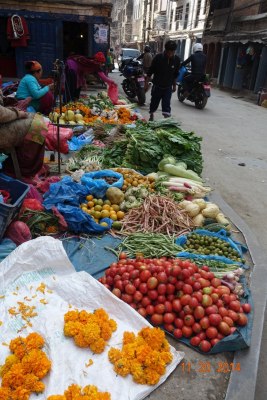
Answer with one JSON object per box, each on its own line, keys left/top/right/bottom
{"left": 121, "top": 58, "right": 146, "bottom": 105}
{"left": 177, "top": 66, "right": 211, "bottom": 109}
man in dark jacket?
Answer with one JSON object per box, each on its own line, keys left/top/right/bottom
{"left": 181, "top": 43, "right": 207, "bottom": 95}
{"left": 147, "top": 40, "right": 180, "bottom": 121}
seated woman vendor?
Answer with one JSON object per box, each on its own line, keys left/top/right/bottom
{"left": 16, "top": 61, "right": 54, "bottom": 115}
{"left": 0, "top": 89, "right": 47, "bottom": 179}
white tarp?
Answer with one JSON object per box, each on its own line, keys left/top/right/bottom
{"left": 0, "top": 237, "right": 183, "bottom": 400}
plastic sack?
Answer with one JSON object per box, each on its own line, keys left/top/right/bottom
{"left": 108, "top": 82, "right": 119, "bottom": 104}
{"left": 56, "top": 204, "right": 112, "bottom": 234}
{"left": 25, "top": 184, "right": 43, "bottom": 202}
{"left": 67, "top": 134, "right": 94, "bottom": 151}
{"left": 20, "top": 198, "right": 44, "bottom": 216}
{"left": 176, "top": 229, "right": 246, "bottom": 260}
{"left": 45, "top": 124, "right": 73, "bottom": 154}
{"left": 43, "top": 176, "right": 88, "bottom": 209}
{"left": 81, "top": 170, "right": 123, "bottom": 198}
{"left": 5, "top": 221, "right": 32, "bottom": 246}
{"left": 177, "top": 66, "right": 187, "bottom": 83}
{"left": 36, "top": 176, "right": 61, "bottom": 194}
{"left": 0, "top": 153, "right": 8, "bottom": 169}
{"left": 0, "top": 238, "right": 16, "bottom": 262}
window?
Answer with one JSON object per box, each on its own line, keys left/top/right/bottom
{"left": 183, "top": 3, "right": 189, "bottom": 30}
{"left": 194, "top": 0, "right": 201, "bottom": 28}
{"left": 260, "top": 0, "right": 267, "bottom": 13}
{"left": 175, "top": 5, "right": 183, "bottom": 30}
{"left": 171, "top": 9, "right": 174, "bottom": 24}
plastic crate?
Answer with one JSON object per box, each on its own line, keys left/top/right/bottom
{"left": 0, "top": 173, "right": 29, "bottom": 240}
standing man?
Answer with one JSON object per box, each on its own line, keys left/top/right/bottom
{"left": 146, "top": 40, "right": 180, "bottom": 121}
{"left": 138, "top": 45, "right": 153, "bottom": 74}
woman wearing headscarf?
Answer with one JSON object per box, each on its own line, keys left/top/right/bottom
{"left": 16, "top": 61, "right": 54, "bottom": 114}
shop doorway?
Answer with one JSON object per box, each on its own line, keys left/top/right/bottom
{"left": 63, "top": 21, "right": 88, "bottom": 58}
{"left": 0, "top": 17, "right": 17, "bottom": 78}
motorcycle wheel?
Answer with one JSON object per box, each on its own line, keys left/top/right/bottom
{"left": 122, "top": 80, "right": 136, "bottom": 99}
{"left": 195, "top": 96, "right": 208, "bottom": 109}
{"left": 177, "top": 86, "right": 185, "bottom": 103}
{"left": 136, "top": 87, "right": 146, "bottom": 105}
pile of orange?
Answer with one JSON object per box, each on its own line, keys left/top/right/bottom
{"left": 112, "top": 168, "right": 155, "bottom": 192}
{"left": 80, "top": 195, "right": 125, "bottom": 226}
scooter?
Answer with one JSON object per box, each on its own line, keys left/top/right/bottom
{"left": 121, "top": 58, "right": 146, "bottom": 105}
{"left": 177, "top": 66, "right": 211, "bottom": 109}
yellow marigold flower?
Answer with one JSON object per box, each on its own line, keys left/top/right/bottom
{"left": 25, "top": 333, "right": 44, "bottom": 350}
{"left": 160, "top": 351, "right": 173, "bottom": 364}
{"left": 83, "top": 384, "right": 98, "bottom": 395}
{"left": 144, "top": 369, "right": 161, "bottom": 385}
{"left": 140, "top": 327, "right": 165, "bottom": 351}
{"left": 74, "top": 332, "right": 88, "bottom": 348}
{"left": 89, "top": 338, "right": 106, "bottom": 354}
{"left": 21, "top": 349, "right": 51, "bottom": 379}
{"left": 114, "top": 358, "right": 130, "bottom": 377}
{"left": 64, "top": 310, "right": 79, "bottom": 322}
{"left": 0, "top": 387, "right": 12, "bottom": 400}
{"left": 24, "top": 374, "right": 45, "bottom": 393}
{"left": 160, "top": 338, "right": 170, "bottom": 352}
{"left": 108, "top": 319, "right": 117, "bottom": 332}
{"left": 131, "top": 361, "right": 146, "bottom": 385}
{"left": 143, "top": 350, "right": 160, "bottom": 368}
{"left": 122, "top": 343, "right": 136, "bottom": 360}
{"left": 47, "top": 396, "right": 66, "bottom": 400}
{"left": 64, "top": 321, "right": 83, "bottom": 337}
{"left": 94, "top": 308, "right": 108, "bottom": 321}
{"left": 64, "top": 384, "right": 81, "bottom": 400}
{"left": 100, "top": 322, "right": 112, "bottom": 341}
{"left": 9, "top": 387, "right": 30, "bottom": 400}
{"left": 1, "top": 364, "right": 25, "bottom": 389}
{"left": 135, "top": 344, "right": 151, "bottom": 364}
{"left": 154, "top": 362, "right": 166, "bottom": 376}
{"left": 9, "top": 337, "right": 26, "bottom": 359}
{"left": 78, "top": 310, "right": 92, "bottom": 323}
{"left": 123, "top": 331, "right": 136, "bottom": 345}
{"left": 0, "top": 354, "right": 19, "bottom": 377}
{"left": 108, "top": 348, "right": 122, "bottom": 364}
{"left": 81, "top": 323, "right": 100, "bottom": 345}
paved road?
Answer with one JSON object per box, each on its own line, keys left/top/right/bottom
{"left": 109, "top": 70, "right": 267, "bottom": 399}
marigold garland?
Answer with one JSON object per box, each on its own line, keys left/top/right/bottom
{"left": 47, "top": 383, "right": 111, "bottom": 400}
{"left": 0, "top": 333, "right": 51, "bottom": 400}
{"left": 108, "top": 327, "right": 173, "bottom": 385}
{"left": 64, "top": 308, "right": 117, "bottom": 354}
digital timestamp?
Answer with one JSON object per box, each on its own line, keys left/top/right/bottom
{"left": 180, "top": 361, "right": 241, "bottom": 374}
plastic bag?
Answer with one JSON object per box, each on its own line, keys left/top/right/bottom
{"left": 177, "top": 66, "right": 187, "bottom": 83}
{"left": 56, "top": 204, "right": 112, "bottom": 234}
{"left": 25, "top": 184, "right": 43, "bottom": 202}
{"left": 5, "top": 221, "right": 32, "bottom": 246}
{"left": 45, "top": 124, "right": 73, "bottom": 154}
{"left": 0, "top": 238, "right": 16, "bottom": 262}
{"left": 108, "top": 82, "right": 119, "bottom": 104}
{"left": 43, "top": 176, "right": 88, "bottom": 209}
{"left": 36, "top": 176, "right": 61, "bottom": 194}
{"left": 81, "top": 170, "right": 123, "bottom": 198}
{"left": 0, "top": 153, "right": 8, "bottom": 169}
{"left": 68, "top": 134, "right": 94, "bottom": 151}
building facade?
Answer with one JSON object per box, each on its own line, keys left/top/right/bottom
{"left": 0, "top": 0, "right": 112, "bottom": 78}
{"left": 203, "top": 0, "right": 267, "bottom": 92}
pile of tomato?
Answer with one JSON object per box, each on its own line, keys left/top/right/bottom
{"left": 99, "top": 255, "right": 251, "bottom": 353}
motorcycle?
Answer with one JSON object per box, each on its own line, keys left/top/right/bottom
{"left": 121, "top": 58, "right": 146, "bottom": 105}
{"left": 177, "top": 66, "right": 211, "bottom": 109}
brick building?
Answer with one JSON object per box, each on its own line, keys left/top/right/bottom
{"left": 0, "top": 0, "right": 112, "bottom": 78}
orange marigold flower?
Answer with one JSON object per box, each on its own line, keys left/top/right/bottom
{"left": 64, "top": 321, "right": 83, "bottom": 337}
{"left": 108, "top": 348, "right": 121, "bottom": 364}
{"left": 64, "top": 310, "right": 79, "bottom": 322}
{"left": 144, "top": 369, "right": 161, "bottom": 385}
{"left": 108, "top": 319, "right": 117, "bottom": 332}
{"left": 25, "top": 333, "right": 44, "bottom": 351}
{"left": 123, "top": 331, "right": 136, "bottom": 345}
{"left": 1, "top": 364, "right": 25, "bottom": 389}
{"left": 0, "top": 386, "right": 12, "bottom": 400}
{"left": 9, "top": 387, "right": 30, "bottom": 400}
{"left": 21, "top": 349, "right": 51, "bottom": 379}
{"left": 89, "top": 338, "right": 106, "bottom": 354}
{"left": 0, "top": 355, "right": 19, "bottom": 377}
{"left": 47, "top": 396, "right": 66, "bottom": 400}
{"left": 100, "top": 322, "right": 112, "bottom": 341}
{"left": 64, "top": 384, "right": 81, "bottom": 400}
{"left": 74, "top": 332, "right": 89, "bottom": 348}
{"left": 114, "top": 358, "right": 130, "bottom": 377}
{"left": 81, "top": 323, "right": 100, "bottom": 345}
{"left": 9, "top": 337, "right": 26, "bottom": 360}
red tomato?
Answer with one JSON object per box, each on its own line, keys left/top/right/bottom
{"left": 126, "top": 264, "right": 135, "bottom": 273}
{"left": 229, "top": 300, "right": 241, "bottom": 312}
{"left": 217, "top": 285, "right": 231, "bottom": 296}
{"left": 164, "top": 301, "right": 173, "bottom": 313}
{"left": 109, "top": 266, "right": 118, "bottom": 277}
{"left": 193, "top": 282, "right": 202, "bottom": 291}
{"left": 157, "top": 283, "right": 167, "bottom": 295}
{"left": 221, "top": 294, "right": 231, "bottom": 304}
{"left": 167, "top": 294, "right": 175, "bottom": 302}
{"left": 193, "top": 292, "right": 203, "bottom": 303}
{"left": 218, "top": 307, "right": 228, "bottom": 317}
{"left": 148, "top": 290, "right": 158, "bottom": 300}
{"left": 119, "top": 252, "right": 127, "bottom": 260}
{"left": 202, "top": 287, "right": 213, "bottom": 295}
{"left": 146, "top": 305, "right": 155, "bottom": 315}
{"left": 190, "top": 336, "right": 201, "bottom": 346}
{"left": 201, "top": 265, "right": 210, "bottom": 272}
{"left": 173, "top": 328, "right": 183, "bottom": 339}
{"left": 141, "top": 296, "right": 151, "bottom": 308}
{"left": 227, "top": 310, "right": 239, "bottom": 322}
{"left": 185, "top": 276, "right": 196, "bottom": 286}
{"left": 218, "top": 321, "right": 231, "bottom": 336}
{"left": 139, "top": 283, "right": 148, "bottom": 294}
{"left": 179, "top": 310, "right": 185, "bottom": 319}
{"left": 125, "top": 284, "right": 136, "bottom": 295}
{"left": 229, "top": 293, "right": 237, "bottom": 302}
{"left": 129, "top": 269, "right": 139, "bottom": 280}
{"left": 181, "top": 269, "right": 191, "bottom": 280}
{"left": 157, "top": 295, "right": 166, "bottom": 303}
{"left": 122, "top": 272, "right": 130, "bottom": 281}
{"left": 172, "top": 299, "right": 182, "bottom": 313}
{"left": 154, "top": 304, "right": 165, "bottom": 314}
{"left": 211, "top": 278, "right": 221, "bottom": 287}
{"left": 137, "top": 307, "right": 147, "bottom": 317}
{"left": 200, "top": 316, "right": 210, "bottom": 330}
{"left": 133, "top": 278, "right": 141, "bottom": 288}
{"left": 209, "top": 313, "right": 222, "bottom": 326}
{"left": 194, "top": 306, "right": 205, "bottom": 320}
{"left": 163, "top": 312, "right": 175, "bottom": 324}
{"left": 112, "top": 288, "right": 121, "bottom": 298}
{"left": 205, "top": 306, "right": 218, "bottom": 315}
{"left": 242, "top": 303, "right": 251, "bottom": 313}
{"left": 206, "top": 326, "right": 218, "bottom": 339}
{"left": 222, "top": 316, "right": 234, "bottom": 327}
{"left": 196, "top": 331, "right": 206, "bottom": 340}
{"left": 192, "top": 322, "right": 202, "bottom": 333}
{"left": 189, "top": 297, "right": 199, "bottom": 309}
{"left": 183, "top": 284, "right": 193, "bottom": 295}
{"left": 168, "top": 276, "right": 177, "bottom": 285}
{"left": 174, "top": 318, "right": 184, "bottom": 329}
{"left": 183, "top": 305, "right": 194, "bottom": 315}
{"left": 216, "top": 299, "right": 224, "bottom": 308}
{"left": 164, "top": 323, "right": 175, "bottom": 333}
{"left": 175, "top": 281, "right": 184, "bottom": 290}
{"left": 133, "top": 291, "right": 143, "bottom": 303}
{"left": 140, "top": 270, "right": 152, "bottom": 282}
{"left": 202, "top": 294, "right": 213, "bottom": 307}
{"left": 114, "top": 274, "right": 121, "bottom": 282}
{"left": 114, "top": 280, "right": 124, "bottom": 291}
{"left": 230, "top": 327, "right": 237, "bottom": 334}
{"left": 184, "top": 315, "right": 195, "bottom": 327}
{"left": 180, "top": 294, "right": 191, "bottom": 306}
{"left": 237, "top": 313, "right": 248, "bottom": 326}
{"left": 198, "top": 278, "right": 211, "bottom": 288}
{"left": 166, "top": 283, "right": 175, "bottom": 295}
{"left": 151, "top": 313, "right": 163, "bottom": 326}
{"left": 147, "top": 277, "right": 158, "bottom": 290}
{"left": 199, "top": 340, "right": 211, "bottom": 353}
{"left": 121, "top": 293, "right": 133, "bottom": 304}
{"left": 211, "top": 338, "right": 220, "bottom": 347}
{"left": 130, "top": 303, "right": 137, "bottom": 309}
{"left": 171, "top": 265, "right": 182, "bottom": 277}
{"left": 211, "top": 293, "right": 219, "bottom": 303}
{"left": 106, "top": 276, "right": 114, "bottom": 286}
{"left": 182, "top": 325, "right": 193, "bottom": 338}
{"left": 157, "top": 272, "right": 168, "bottom": 283}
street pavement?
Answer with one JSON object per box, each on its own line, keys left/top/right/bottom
{"left": 107, "top": 69, "right": 267, "bottom": 399}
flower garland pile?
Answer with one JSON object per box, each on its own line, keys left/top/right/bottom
{"left": 108, "top": 327, "right": 173, "bottom": 385}
{"left": 0, "top": 333, "right": 51, "bottom": 400}
{"left": 64, "top": 308, "right": 117, "bottom": 354}
{"left": 47, "top": 383, "right": 111, "bottom": 400}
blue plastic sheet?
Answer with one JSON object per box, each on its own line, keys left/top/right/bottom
{"left": 81, "top": 170, "right": 123, "bottom": 198}
{"left": 68, "top": 134, "right": 94, "bottom": 151}
{"left": 177, "top": 66, "right": 187, "bottom": 83}
{"left": 0, "top": 238, "right": 17, "bottom": 262}
{"left": 62, "top": 234, "right": 122, "bottom": 279}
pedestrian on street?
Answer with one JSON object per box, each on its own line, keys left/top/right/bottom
{"left": 138, "top": 45, "right": 153, "bottom": 75}
{"left": 146, "top": 40, "right": 180, "bottom": 121}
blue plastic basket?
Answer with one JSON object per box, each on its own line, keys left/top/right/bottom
{"left": 0, "top": 173, "right": 29, "bottom": 240}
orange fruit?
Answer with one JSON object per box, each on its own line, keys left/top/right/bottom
{"left": 104, "top": 200, "right": 111, "bottom": 205}
{"left": 110, "top": 213, "right": 118, "bottom": 221}
{"left": 132, "top": 180, "right": 138, "bottom": 187}
{"left": 111, "top": 204, "right": 120, "bottom": 212}
{"left": 117, "top": 211, "right": 125, "bottom": 220}
{"left": 101, "top": 210, "right": 110, "bottom": 218}
{"left": 87, "top": 201, "right": 94, "bottom": 208}
{"left": 102, "top": 204, "right": 110, "bottom": 211}
{"left": 94, "top": 205, "right": 102, "bottom": 212}
{"left": 94, "top": 211, "right": 101, "bottom": 219}
{"left": 86, "top": 195, "right": 94, "bottom": 201}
